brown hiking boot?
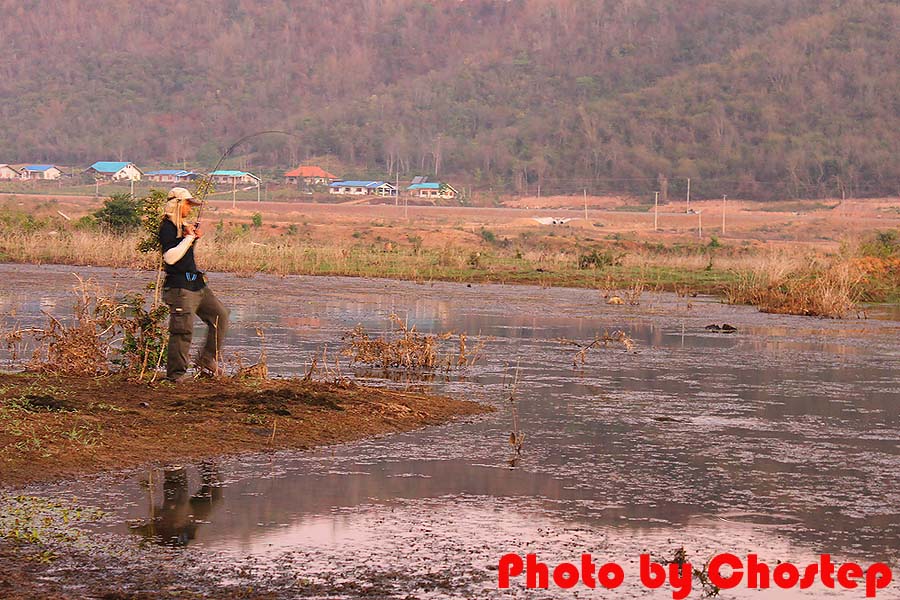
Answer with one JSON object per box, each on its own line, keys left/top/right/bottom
{"left": 195, "top": 356, "right": 223, "bottom": 377}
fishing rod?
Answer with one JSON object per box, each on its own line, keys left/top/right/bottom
{"left": 193, "top": 130, "right": 294, "bottom": 226}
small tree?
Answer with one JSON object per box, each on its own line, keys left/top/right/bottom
{"left": 93, "top": 193, "right": 140, "bottom": 233}
{"left": 135, "top": 188, "right": 171, "bottom": 326}
{"left": 136, "top": 189, "right": 169, "bottom": 253}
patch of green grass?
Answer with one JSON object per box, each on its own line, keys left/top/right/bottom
{"left": 0, "top": 495, "right": 105, "bottom": 547}
{"left": 748, "top": 201, "right": 838, "bottom": 213}
{"left": 243, "top": 413, "right": 267, "bottom": 425}
{"left": 59, "top": 425, "right": 102, "bottom": 447}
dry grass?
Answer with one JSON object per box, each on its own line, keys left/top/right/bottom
{"left": 2, "top": 221, "right": 896, "bottom": 316}
{"left": 3, "top": 277, "right": 129, "bottom": 375}
{"left": 724, "top": 256, "right": 866, "bottom": 318}
{"left": 558, "top": 331, "right": 636, "bottom": 366}
{"left": 342, "top": 315, "right": 440, "bottom": 370}
{"left": 341, "top": 314, "right": 485, "bottom": 371}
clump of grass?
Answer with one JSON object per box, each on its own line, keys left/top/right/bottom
{"left": 233, "top": 328, "right": 269, "bottom": 380}
{"left": 725, "top": 259, "right": 864, "bottom": 318}
{"left": 342, "top": 315, "right": 439, "bottom": 370}
{"left": 15, "top": 276, "right": 123, "bottom": 375}
{"left": 3, "top": 276, "right": 168, "bottom": 378}
{"left": 342, "top": 315, "right": 484, "bottom": 371}
{"left": 578, "top": 248, "right": 624, "bottom": 269}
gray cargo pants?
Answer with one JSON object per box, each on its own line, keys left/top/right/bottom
{"left": 162, "top": 286, "right": 230, "bottom": 380}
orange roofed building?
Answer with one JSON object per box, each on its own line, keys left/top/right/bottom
{"left": 284, "top": 165, "right": 339, "bottom": 186}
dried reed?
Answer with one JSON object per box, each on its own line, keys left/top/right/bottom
{"left": 559, "top": 331, "right": 636, "bottom": 366}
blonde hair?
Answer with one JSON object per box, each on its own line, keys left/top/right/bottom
{"left": 163, "top": 198, "right": 185, "bottom": 231}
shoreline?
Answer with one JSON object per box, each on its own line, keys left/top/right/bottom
{"left": 0, "top": 372, "right": 491, "bottom": 489}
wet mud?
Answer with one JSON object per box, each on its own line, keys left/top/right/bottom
{"left": 1, "top": 264, "right": 898, "bottom": 598}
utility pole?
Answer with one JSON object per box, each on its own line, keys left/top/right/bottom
{"left": 232, "top": 178, "right": 236, "bottom": 209}
{"left": 396, "top": 168, "right": 400, "bottom": 207}
{"left": 654, "top": 191, "right": 659, "bottom": 231}
{"left": 583, "top": 189, "right": 588, "bottom": 221}
{"left": 257, "top": 179, "right": 261, "bottom": 203}
{"left": 698, "top": 210, "right": 702, "bottom": 239}
{"left": 722, "top": 194, "right": 727, "bottom": 233}
{"left": 686, "top": 177, "right": 691, "bottom": 213}
{"left": 130, "top": 178, "right": 134, "bottom": 198}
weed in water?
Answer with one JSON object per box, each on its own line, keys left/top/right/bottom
{"left": 559, "top": 331, "right": 635, "bottom": 367}
{"left": 504, "top": 365, "right": 524, "bottom": 465}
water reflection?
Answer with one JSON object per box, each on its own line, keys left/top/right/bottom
{"left": 3, "top": 265, "right": 899, "bottom": 597}
{"left": 129, "top": 462, "right": 223, "bottom": 547}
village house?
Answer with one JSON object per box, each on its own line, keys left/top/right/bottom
{"left": 0, "top": 164, "right": 21, "bottom": 180}
{"left": 328, "top": 180, "right": 397, "bottom": 197}
{"left": 145, "top": 169, "right": 199, "bottom": 184}
{"left": 284, "top": 165, "right": 338, "bottom": 186}
{"left": 86, "top": 161, "right": 143, "bottom": 181}
{"left": 19, "top": 164, "right": 63, "bottom": 181}
{"left": 209, "top": 170, "right": 260, "bottom": 185}
{"left": 407, "top": 182, "right": 459, "bottom": 200}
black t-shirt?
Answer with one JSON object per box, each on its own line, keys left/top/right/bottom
{"left": 159, "top": 218, "right": 205, "bottom": 290}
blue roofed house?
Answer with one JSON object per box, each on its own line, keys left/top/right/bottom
{"left": 328, "top": 181, "right": 397, "bottom": 197}
{"left": 407, "top": 181, "right": 458, "bottom": 200}
{"left": 20, "top": 165, "right": 63, "bottom": 180}
{"left": 209, "top": 170, "right": 260, "bottom": 185}
{"left": 86, "top": 161, "right": 143, "bottom": 181}
{"left": 145, "top": 169, "right": 199, "bottom": 184}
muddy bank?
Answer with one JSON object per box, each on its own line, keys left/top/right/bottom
{"left": 0, "top": 373, "right": 490, "bottom": 599}
{"left": 0, "top": 373, "right": 489, "bottom": 488}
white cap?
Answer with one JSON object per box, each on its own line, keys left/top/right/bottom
{"left": 167, "top": 187, "right": 201, "bottom": 204}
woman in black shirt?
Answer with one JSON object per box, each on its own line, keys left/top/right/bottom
{"left": 159, "top": 187, "right": 229, "bottom": 382}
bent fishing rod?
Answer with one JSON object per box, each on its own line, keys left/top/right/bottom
{"left": 193, "top": 130, "right": 295, "bottom": 227}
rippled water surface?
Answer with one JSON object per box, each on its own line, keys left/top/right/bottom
{"left": 2, "top": 264, "right": 898, "bottom": 598}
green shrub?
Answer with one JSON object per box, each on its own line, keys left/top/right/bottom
{"left": 860, "top": 230, "right": 898, "bottom": 259}
{"left": 136, "top": 189, "right": 168, "bottom": 253}
{"left": 578, "top": 248, "right": 624, "bottom": 269}
{"left": 480, "top": 228, "right": 496, "bottom": 244}
{"left": 94, "top": 193, "right": 140, "bottom": 234}
{"left": 74, "top": 215, "right": 97, "bottom": 231}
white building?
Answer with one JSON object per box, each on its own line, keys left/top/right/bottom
{"left": 145, "top": 170, "right": 199, "bottom": 183}
{"left": 20, "top": 165, "right": 63, "bottom": 180}
{"left": 328, "top": 180, "right": 397, "bottom": 197}
{"left": 0, "top": 164, "right": 21, "bottom": 180}
{"left": 86, "top": 161, "right": 143, "bottom": 181}
{"left": 209, "top": 170, "right": 260, "bottom": 185}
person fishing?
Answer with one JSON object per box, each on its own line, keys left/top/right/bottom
{"left": 159, "top": 187, "right": 229, "bottom": 382}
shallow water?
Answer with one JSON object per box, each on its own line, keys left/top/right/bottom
{"left": 2, "top": 264, "right": 898, "bottom": 598}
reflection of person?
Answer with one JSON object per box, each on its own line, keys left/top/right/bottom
{"left": 159, "top": 187, "right": 229, "bottom": 382}
{"left": 132, "top": 463, "right": 223, "bottom": 547}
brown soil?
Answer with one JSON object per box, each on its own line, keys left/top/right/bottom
{"left": 0, "top": 372, "right": 490, "bottom": 488}
{"left": 0, "top": 543, "right": 279, "bottom": 599}
{"left": 0, "top": 372, "right": 490, "bottom": 598}
{"left": 5, "top": 192, "right": 898, "bottom": 253}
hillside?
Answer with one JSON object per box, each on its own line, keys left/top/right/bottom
{"left": 0, "top": 0, "right": 897, "bottom": 199}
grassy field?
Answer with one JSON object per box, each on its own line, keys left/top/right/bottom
{"left": 1, "top": 193, "right": 898, "bottom": 316}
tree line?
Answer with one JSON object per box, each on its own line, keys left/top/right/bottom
{"left": 0, "top": 0, "right": 896, "bottom": 200}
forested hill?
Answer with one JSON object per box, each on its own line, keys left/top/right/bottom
{"left": 0, "top": 0, "right": 897, "bottom": 199}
